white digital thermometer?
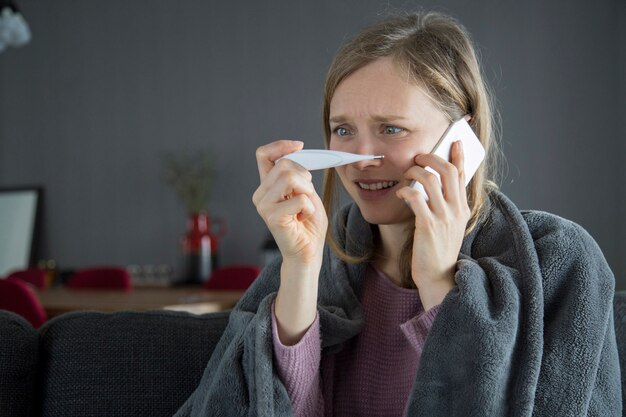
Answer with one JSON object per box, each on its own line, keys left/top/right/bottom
{"left": 411, "top": 118, "right": 485, "bottom": 201}
{"left": 277, "top": 149, "right": 384, "bottom": 171}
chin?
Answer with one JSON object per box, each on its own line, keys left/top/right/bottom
{"left": 356, "top": 201, "right": 414, "bottom": 226}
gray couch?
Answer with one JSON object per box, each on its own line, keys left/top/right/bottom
{"left": 1, "top": 309, "right": 229, "bottom": 417}
{"left": 2, "top": 292, "right": 625, "bottom": 417}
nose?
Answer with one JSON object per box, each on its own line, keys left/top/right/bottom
{"left": 351, "top": 140, "right": 384, "bottom": 170}
{"left": 352, "top": 155, "right": 383, "bottom": 170}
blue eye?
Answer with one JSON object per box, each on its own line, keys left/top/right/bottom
{"left": 334, "top": 127, "right": 353, "bottom": 136}
{"left": 384, "top": 126, "right": 404, "bottom": 135}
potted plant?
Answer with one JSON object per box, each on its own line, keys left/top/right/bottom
{"left": 162, "top": 150, "right": 223, "bottom": 284}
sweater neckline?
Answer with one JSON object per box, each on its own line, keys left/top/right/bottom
{"left": 367, "top": 264, "right": 419, "bottom": 296}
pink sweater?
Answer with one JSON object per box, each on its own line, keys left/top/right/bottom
{"left": 272, "top": 265, "right": 440, "bottom": 417}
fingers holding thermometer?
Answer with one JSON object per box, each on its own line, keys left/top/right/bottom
{"left": 254, "top": 140, "right": 312, "bottom": 206}
{"left": 255, "top": 140, "right": 304, "bottom": 181}
{"left": 253, "top": 140, "right": 328, "bottom": 264}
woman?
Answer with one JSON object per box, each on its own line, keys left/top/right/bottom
{"left": 175, "top": 12, "right": 620, "bottom": 417}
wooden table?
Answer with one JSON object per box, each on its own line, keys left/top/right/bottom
{"left": 37, "top": 286, "right": 244, "bottom": 317}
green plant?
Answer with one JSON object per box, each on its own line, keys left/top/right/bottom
{"left": 162, "top": 150, "right": 214, "bottom": 214}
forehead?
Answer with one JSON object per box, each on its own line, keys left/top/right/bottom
{"left": 329, "top": 57, "right": 441, "bottom": 122}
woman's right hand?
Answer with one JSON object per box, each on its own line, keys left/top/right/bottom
{"left": 253, "top": 140, "right": 327, "bottom": 345}
{"left": 252, "top": 140, "right": 328, "bottom": 266}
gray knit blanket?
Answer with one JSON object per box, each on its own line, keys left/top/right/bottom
{"left": 173, "top": 190, "right": 621, "bottom": 416}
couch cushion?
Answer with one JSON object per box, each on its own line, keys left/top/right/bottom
{"left": 0, "top": 310, "right": 39, "bottom": 417}
{"left": 37, "top": 310, "right": 230, "bottom": 417}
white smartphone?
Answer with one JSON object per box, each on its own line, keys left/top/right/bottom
{"left": 410, "top": 118, "right": 485, "bottom": 201}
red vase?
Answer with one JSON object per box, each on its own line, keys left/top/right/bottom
{"left": 181, "top": 212, "right": 212, "bottom": 284}
{"left": 208, "top": 216, "right": 227, "bottom": 270}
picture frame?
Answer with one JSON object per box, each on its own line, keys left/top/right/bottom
{"left": 0, "top": 186, "right": 43, "bottom": 276}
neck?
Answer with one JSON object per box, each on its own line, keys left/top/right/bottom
{"left": 372, "top": 222, "right": 412, "bottom": 287}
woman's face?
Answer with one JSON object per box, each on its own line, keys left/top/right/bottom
{"left": 329, "top": 57, "right": 450, "bottom": 226}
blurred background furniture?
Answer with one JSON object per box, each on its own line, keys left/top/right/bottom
{"left": 7, "top": 267, "right": 47, "bottom": 289}
{"left": 1, "top": 290, "right": 625, "bottom": 417}
{"left": 0, "top": 278, "right": 47, "bottom": 328}
{"left": 1, "top": 265, "right": 243, "bottom": 321}
{"left": 65, "top": 267, "right": 133, "bottom": 291}
{"left": 37, "top": 286, "right": 243, "bottom": 318}
{"left": 203, "top": 265, "right": 261, "bottom": 291}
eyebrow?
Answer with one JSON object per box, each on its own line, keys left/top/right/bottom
{"left": 329, "top": 114, "right": 409, "bottom": 124}
{"left": 372, "top": 115, "right": 408, "bottom": 123}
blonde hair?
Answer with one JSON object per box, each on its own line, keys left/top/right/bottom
{"left": 322, "top": 12, "right": 503, "bottom": 288}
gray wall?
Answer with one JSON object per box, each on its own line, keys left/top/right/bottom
{"left": 1, "top": 0, "right": 624, "bottom": 288}
{"left": 621, "top": 0, "right": 626, "bottom": 290}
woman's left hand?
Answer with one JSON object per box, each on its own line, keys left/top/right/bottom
{"left": 395, "top": 140, "right": 471, "bottom": 310}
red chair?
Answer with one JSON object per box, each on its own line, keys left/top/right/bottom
{"left": 7, "top": 267, "right": 47, "bottom": 290}
{"left": 203, "top": 265, "right": 261, "bottom": 291}
{"left": 0, "top": 278, "right": 47, "bottom": 328}
{"left": 66, "top": 267, "right": 132, "bottom": 291}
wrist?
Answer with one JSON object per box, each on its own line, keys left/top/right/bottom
{"left": 415, "top": 272, "right": 455, "bottom": 311}
{"left": 279, "top": 259, "right": 320, "bottom": 298}
{"left": 281, "top": 254, "right": 323, "bottom": 277}
{"left": 275, "top": 261, "right": 320, "bottom": 345}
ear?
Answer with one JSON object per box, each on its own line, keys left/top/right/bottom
{"left": 463, "top": 114, "right": 472, "bottom": 122}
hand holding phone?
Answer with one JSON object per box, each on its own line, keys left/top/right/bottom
{"left": 410, "top": 118, "right": 485, "bottom": 201}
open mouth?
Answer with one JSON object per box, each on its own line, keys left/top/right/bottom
{"left": 356, "top": 181, "right": 399, "bottom": 190}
